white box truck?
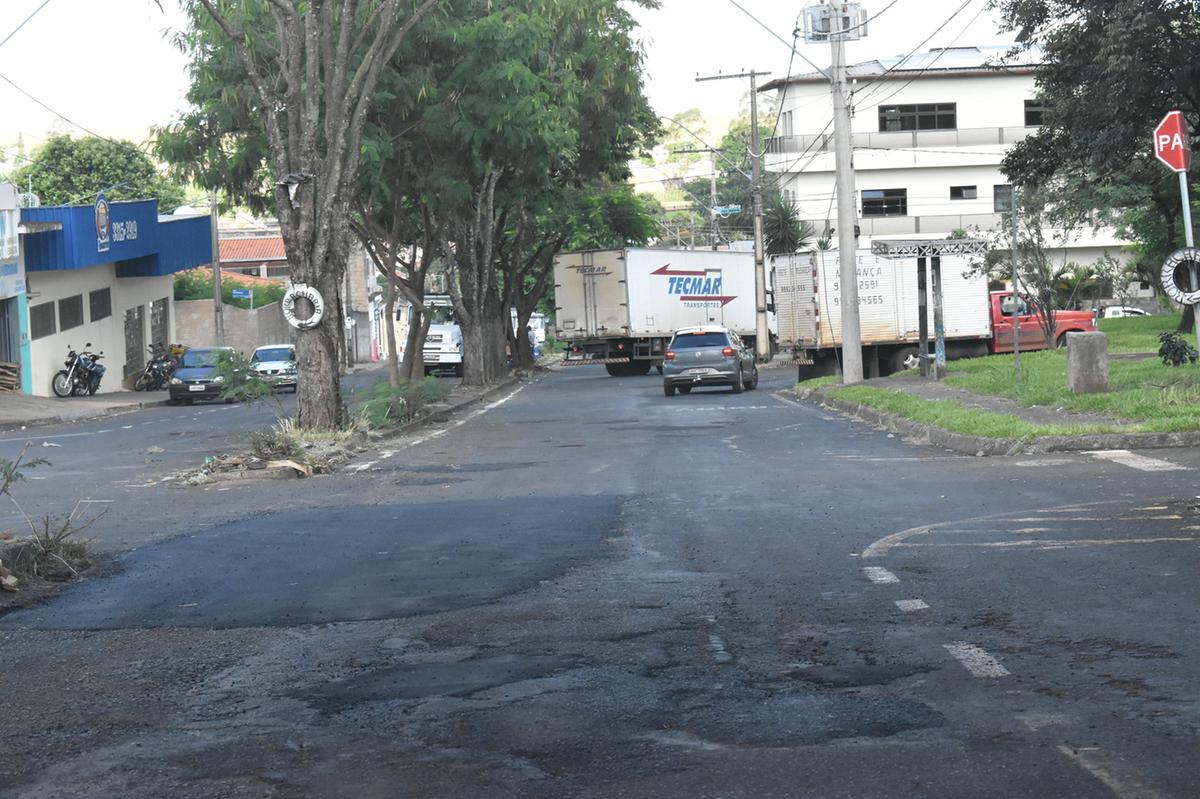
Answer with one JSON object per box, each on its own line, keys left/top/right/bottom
{"left": 553, "top": 248, "right": 770, "bottom": 375}
{"left": 774, "top": 248, "right": 993, "bottom": 378}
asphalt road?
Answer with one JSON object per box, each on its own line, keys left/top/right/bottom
{"left": 1, "top": 365, "right": 1197, "bottom": 797}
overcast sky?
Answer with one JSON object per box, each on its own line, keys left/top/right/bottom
{"left": 0, "top": 0, "right": 1012, "bottom": 150}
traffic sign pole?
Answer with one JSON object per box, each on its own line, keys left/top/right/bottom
{"left": 1153, "top": 110, "right": 1198, "bottom": 352}
{"left": 1180, "top": 171, "right": 1194, "bottom": 248}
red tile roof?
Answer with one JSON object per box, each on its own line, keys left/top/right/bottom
{"left": 219, "top": 236, "right": 288, "bottom": 263}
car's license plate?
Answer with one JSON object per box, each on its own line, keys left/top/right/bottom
{"left": 188, "top": 384, "right": 205, "bottom": 392}
{"left": 685, "top": 368, "right": 714, "bottom": 375}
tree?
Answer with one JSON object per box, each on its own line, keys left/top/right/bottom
{"left": 994, "top": 0, "right": 1200, "bottom": 328}
{"left": 162, "top": 0, "right": 438, "bottom": 430}
{"left": 763, "top": 195, "right": 814, "bottom": 255}
{"left": 14, "top": 135, "right": 185, "bottom": 210}
{"left": 420, "top": 0, "right": 656, "bottom": 386}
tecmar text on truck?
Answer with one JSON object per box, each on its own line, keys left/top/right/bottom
{"left": 773, "top": 249, "right": 1097, "bottom": 378}
{"left": 553, "top": 248, "right": 772, "bottom": 376}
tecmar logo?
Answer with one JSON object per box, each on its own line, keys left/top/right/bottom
{"left": 651, "top": 264, "right": 736, "bottom": 307}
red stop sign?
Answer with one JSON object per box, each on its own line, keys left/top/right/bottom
{"left": 1154, "top": 110, "right": 1192, "bottom": 173}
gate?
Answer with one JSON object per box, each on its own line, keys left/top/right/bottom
{"left": 150, "top": 297, "right": 169, "bottom": 352}
{"left": 124, "top": 304, "right": 145, "bottom": 378}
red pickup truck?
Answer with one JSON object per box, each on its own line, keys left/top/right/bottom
{"left": 988, "top": 291, "right": 1097, "bottom": 354}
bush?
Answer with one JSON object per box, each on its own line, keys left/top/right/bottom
{"left": 357, "top": 378, "right": 451, "bottom": 430}
{"left": 213, "top": 349, "right": 275, "bottom": 405}
{"left": 246, "top": 423, "right": 303, "bottom": 461}
{"left": 1157, "top": 331, "right": 1198, "bottom": 367}
{"left": 174, "top": 270, "right": 287, "bottom": 309}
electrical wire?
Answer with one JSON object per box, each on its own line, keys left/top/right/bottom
{"left": 0, "top": 0, "right": 53, "bottom": 51}
{"left": 0, "top": 71, "right": 153, "bottom": 156}
{"left": 722, "top": 0, "right": 830, "bottom": 79}
{"left": 852, "top": 0, "right": 976, "bottom": 99}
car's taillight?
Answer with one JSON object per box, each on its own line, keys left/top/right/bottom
{"left": 617, "top": 342, "right": 624, "bottom": 350}
{"left": 665, "top": 351, "right": 675, "bottom": 361}
{"left": 722, "top": 346, "right": 735, "bottom": 357}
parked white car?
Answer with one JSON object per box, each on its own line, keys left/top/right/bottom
{"left": 1098, "top": 306, "right": 1150, "bottom": 319}
{"left": 250, "top": 344, "right": 298, "bottom": 391}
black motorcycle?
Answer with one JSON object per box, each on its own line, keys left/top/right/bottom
{"left": 135, "top": 345, "right": 176, "bottom": 391}
{"left": 52, "top": 344, "right": 106, "bottom": 397}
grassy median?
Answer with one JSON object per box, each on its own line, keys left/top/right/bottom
{"left": 799, "top": 314, "right": 1200, "bottom": 438}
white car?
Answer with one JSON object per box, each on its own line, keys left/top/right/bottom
{"left": 250, "top": 344, "right": 297, "bottom": 391}
{"left": 1098, "top": 306, "right": 1150, "bottom": 319}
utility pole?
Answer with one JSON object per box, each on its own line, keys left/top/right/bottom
{"left": 673, "top": 146, "right": 722, "bottom": 249}
{"left": 801, "top": 1, "right": 867, "bottom": 384}
{"left": 696, "top": 70, "right": 772, "bottom": 362}
{"left": 208, "top": 189, "right": 225, "bottom": 346}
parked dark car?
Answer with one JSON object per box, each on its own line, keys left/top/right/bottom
{"left": 662, "top": 325, "right": 758, "bottom": 396}
{"left": 168, "top": 347, "right": 236, "bottom": 405}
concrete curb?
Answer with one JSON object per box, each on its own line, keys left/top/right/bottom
{"left": 0, "top": 398, "right": 170, "bottom": 434}
{"left": 800, "top": 387, "right": 1200, "bottom": 456}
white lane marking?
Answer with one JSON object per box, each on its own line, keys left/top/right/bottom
{"left": 861, "top": 500, "right": 1120, "bottom": 558}
{"left": 902, "top": 537, "right": 1197, "bottom": 550}
{"left": 943, "top": 642, "right": 1009, "bottom": 678}
{"left": 349, "top": 384, "right": 527, "bottom": 472}
{"left": 894, "top": 599, "right": 929, "bottom": 612}
{"left": 1057, "top": 746, "right": 1166, "bottom": 799}
{"left": 1085, "top": 449, "right": 1187, "bottom": 472}
{"left": 863, "top": 566, "right": 899, "bottom": 584}
{"left": 120, "top": 425, "right": 133, "bottom": 430}
{"left": 673, "top": 406, "right": 769, "bottom": 411}
{"left": 708, "top": 635, "right": 732, "bottom": 663}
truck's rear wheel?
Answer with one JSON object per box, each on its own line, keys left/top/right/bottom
{"left": 628, "top": 360, "right": 652, "bottom": 376}
{"left": 605, "top": 363, "right": 629, "bottom": 377}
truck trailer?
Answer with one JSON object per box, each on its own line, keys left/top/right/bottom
{"left": 773, "top": 248, "right": 1097, "bottom": 378}
{"left": 553, "top": 248, "right": 771, "bottom": 376}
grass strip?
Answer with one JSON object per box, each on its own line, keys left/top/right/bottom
{"left": 825, "top": 385, "right": 1117, "bottom": 439}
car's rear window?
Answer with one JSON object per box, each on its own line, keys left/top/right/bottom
{"left": 670, "top": 332, "right": 728, "bottom": 349}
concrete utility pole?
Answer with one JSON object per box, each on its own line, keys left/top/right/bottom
{"left": 209, "top": 189, "right": 225, "bottom": 346}
{"left": 1009, "top": 188, "right": 1021, "bottom": 382}
{"left": 696, "top": 70, "right": 772, "bottom": 361}
{"left": 828, "top": 2, "right": 864, "bottom": 383}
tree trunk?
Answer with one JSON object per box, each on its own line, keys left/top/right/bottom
{"left": 384, "top": 273, "right": 401, "bottom": 388}
{"left": 294, "top": 266, "right": 345, "bottom": 430}
{"left": 1178, "top": 304, "right": 1195, "bottom": 333}
{"left": 514, "top": 306, "right": 536, "bottom": 367}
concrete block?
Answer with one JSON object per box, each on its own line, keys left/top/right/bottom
{"left": 1066, "top": 332, "right": 1108, "bottom": 394}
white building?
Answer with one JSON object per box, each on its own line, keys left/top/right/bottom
{"left": 761, "top": 45, "right": 1130, "bottom": 272}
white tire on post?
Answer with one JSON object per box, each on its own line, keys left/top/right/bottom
{"left": 282, "top": 284, "right": 326, "bottom": 330}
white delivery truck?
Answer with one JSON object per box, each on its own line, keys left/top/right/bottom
{"left": 418, "top": 294, "right": 464, "bottom": 376}
{"left": 553, "top": 248, "right": 770, "bottom": 376}
{"left": 774, "top": 248, "right": 993, "bottom": 378}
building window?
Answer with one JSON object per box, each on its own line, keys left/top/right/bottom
{"left": 1024, "top": 100, "right": 1045, "bottom": 127}
{"left": 950, "top": 185, "right": 978, "bottom": 200}
{"left": 862, "top": 188, "right": 907, "bottom": 216}
{"left": 30, "top": 301, "right": 55, "bottom": 340}
{"left": 781, "top": 110, "right": 794, "bottom": 137}
{"left": 89, "top": 288, "right": 112, "bottom": 322}
{"left": 58, "top": 295, "right": 84, "bottom": 332}
{"left": 994, "top": 184, "right": 1014, "bottom": 212}
{"left": 878, "top": 103, "right": 956, "bottom": 132}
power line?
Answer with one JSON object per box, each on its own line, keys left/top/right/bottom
{"left": 0, "top": 71, "right": 153, "bottom": 156}
{"left": 0, "top": 0, "right": 53, "bottom": 51}
{"left": 722, "top": 0, "right": 830, "bottom": 79}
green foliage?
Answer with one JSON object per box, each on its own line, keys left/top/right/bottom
{"left": 174, "top": 271, "right": 286, "bottom": 309}
{"left": 0, "top": 443, "right": 46, "bottom": 498}
{"left": 356, "top": 378, "right": 451, "bottom": 430}
{"left": 212, "top": 349, "right": 274, "bottom": 405}
{"left": 764, "top": 196, "right": 814, "bottom": 255}
{"left": 14, "top": 135, "right": 186, "bottom": 209}
{"left": 1157, "top": 331, "right": 1198, "bottom": 366}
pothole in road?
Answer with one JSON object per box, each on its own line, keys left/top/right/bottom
{"left": 794, "top": 662, "right": 935, "bottom": 689}
{"left": 677, "top": 691, "right": 944, "bottom": 747}
{"left": 306, "top": 654, "right": 576, "bottom": 711}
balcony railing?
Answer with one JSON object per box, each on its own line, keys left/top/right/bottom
{"left": 766, "top": 126, "right": 1033, "bottom": 156}
{"left": 805, "top": 212, "right": 1005, "bottom": 237}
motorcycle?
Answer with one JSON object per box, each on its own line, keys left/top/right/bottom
{"left": 135, "top": 345, "right": 177, "bottom": 391}
{"left": 51, "top": 344, "right": 106, "bottom": 397}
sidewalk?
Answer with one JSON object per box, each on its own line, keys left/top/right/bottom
{"left": 0, "top": 391, "right": 168, "bottom": 432}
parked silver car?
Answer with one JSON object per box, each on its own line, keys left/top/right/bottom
{"left": 662, "top": 325, "right": 758, "bottom": 396}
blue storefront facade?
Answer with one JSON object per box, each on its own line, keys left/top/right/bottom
{"left": 19, "top": 196, "right": 211, "bottom": 396}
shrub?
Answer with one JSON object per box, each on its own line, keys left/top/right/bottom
{"left": 1157, "top": 331, "right": 1198, "bottom": 367}
{"left": 357, "top": 378, "right": 451, "bottom": 430}
{"left": 213, "top": 349, "right": 275, "bottom": 405}
{"left": 246, "top": 423, "right": 303, "bottom": 461}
